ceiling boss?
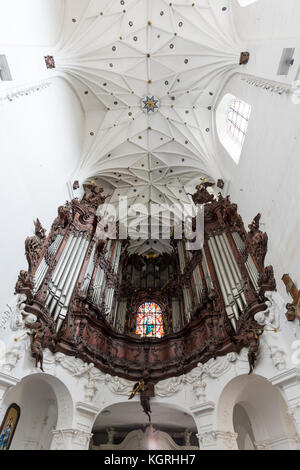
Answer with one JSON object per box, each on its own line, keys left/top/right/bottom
{"left": 141, "top": 96, "right": 160, "bottom": 113}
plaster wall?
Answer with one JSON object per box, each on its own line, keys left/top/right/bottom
{"left": 232, "top": 0, "right": 300, "bottom": 84}
{"left": 0, "top": 78, "right": 85, "bottom": 314}
{"left": 213, "top": 72, "right": 300, "bottom": 302}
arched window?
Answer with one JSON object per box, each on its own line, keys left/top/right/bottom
{"left": 216, "top": 93, "right": 252, "bottom": 164}
{"left": 228, "top": 99, "right": 251, "bottom": 147}
{"left": 136, "top": 302, "right": 164, "bottom": 338}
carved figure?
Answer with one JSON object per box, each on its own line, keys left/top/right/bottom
{"left": 258, "top": 265, "right": 276, "bottom": 296}
{"left": 282, "top": 274, "right": 300, "bottom": 323}
{"left": 52, "top": 205, "right": 72, "bottom": 231}
{"left": 247, "top": 336, "right": 259, "bottom": 375}
{"left": 248, "top": 214, "right": 268, "bottom": 269}
{"left": 82, "top": 184, "right": 108, "bottom": 210}
{"left": 15, "top": 271, "right": 34, "bottom": 303}
{"left": 191, "top": 182, "right": 215, "bottom": 205}
{"left": 240, "top": 51, "right": 250, "bottom": 65}
{"left": 128, "top": 379, "right": 155, "bottom": 422}
{"left": 27, "top": 321, "right": 56, "bottom": 372}
{"left": 25, "top": 219, "right": 47, "bottom": 271}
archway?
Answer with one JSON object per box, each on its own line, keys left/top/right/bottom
{"left": 1, "top": 373, "right": 73, "bottom": 450}
{"left": 90, "top": 401, "right": 199, "bottom": 451}
{"left": 218, "top": 374, "right": 298, "bottom": 450}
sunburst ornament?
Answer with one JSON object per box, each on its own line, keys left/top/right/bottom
{"left": 142, "top": 96, "right": 159, "bottom": 113}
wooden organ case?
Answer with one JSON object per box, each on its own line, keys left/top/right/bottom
{"left": 15, "top": 185, "right": 276, "bottom": 382}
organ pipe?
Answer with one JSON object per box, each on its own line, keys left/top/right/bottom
{"left": 15, "top": 185, "right": 276, "bottom": 381}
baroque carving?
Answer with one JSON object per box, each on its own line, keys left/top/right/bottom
{"left": 82, "top": 184, "right": 109, "bottom": 212}
{"left": 247, "top": 213, "right": 268, "bottom": 270}
{"left": 282, "top": 274, "right": 300, "bottom": 323}
{"left": 13, "top": 185, "right": 276, "bottom": 382}
{"left": 15, "top": 271, "right": 34, "bottom": 303}
{"left": 25, "top": 219, "right": 47, "bottom": 271}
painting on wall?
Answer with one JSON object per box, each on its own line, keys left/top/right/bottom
{"left": 0, "top": 404, "right": 21, "bottom": 451}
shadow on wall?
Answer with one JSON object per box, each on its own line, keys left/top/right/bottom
{"left": 217, "top": 374, "right": 298, "bottom": 450}
{"left": 0, "top": 373, "right": 73, "bottom": 450}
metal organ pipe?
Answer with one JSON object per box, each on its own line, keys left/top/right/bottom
{"left": 221, "top": 234, "right": 242, "bottom": 285}
{"left": 55, "top": 237, "right": 89, "bottom": 332}
{"left": 116, "top": 300, "right": 127, "bottom": 334}
{"left": 215, "top": 235, "right": 245, "bottom": 312}
{"left": 33, "top": 259, "right": 48, "bottom": 294}
{"left": 92, "top": 266, "right": 105, "bottom": 306}
{"left": 193, "top": 266, "right": 203, "bottom": 304}
{"left": 33, "top": 235, "right": 64, "bottom": 293}
{"left": 207, "top": 238, "right": 237, "bottom": 330}
{"left": 81, "top": 244, "right": 96, "bottom": 295}
{"left": 222, "top": 233, "right": 247, "bottom": 305}
{"left": 211, "top": 236, "right": 241, "bottom": 322}
{"left": 209, "top": 238, "right": 233, "bottom": 298}
{"left": 178, "top": 241, "right": 186, "bottom": 274}
{"left": 183, "top": 287, "right": 191, "bottom": 323}
{"left": 47, "top": 235, "right": 81, "bottom": 313}
{"left": 202, "top": 251, "right": 213, "bottom": 292}
{"left": 232, "top": 232, "right": 259, "bottom": 291}
{"left": 46, "top": 234, "right": 76, "bottom": 307}
{"left": 172, "top": 298, "right": 181, "bottom": 333}
{"left": 248, "top": 255, "right": 259, "bottom": 290}
{"left": 106, "top": 242, "right": 122, "bottom": 325}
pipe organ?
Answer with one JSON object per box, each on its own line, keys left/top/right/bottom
{"left": 15, "top": 184, "right": 276, "bottom": 382}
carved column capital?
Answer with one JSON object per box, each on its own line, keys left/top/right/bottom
{"left": 51, "top": 429, "right": 93, "bottom": 450}
{"left": 215, "top": 430, "right": 238, "bottom": 450}
{"left": 196, "top": 430, "right": 217, "bottom": 449}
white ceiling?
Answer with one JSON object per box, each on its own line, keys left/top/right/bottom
{"left": 93, "top": 401, "right": 197, "bottom": 433}
{"left": 54, "top": 0, "right": 241, "bottom": 253}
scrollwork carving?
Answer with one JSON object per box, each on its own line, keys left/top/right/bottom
{"left": 25, "top": 219, "right": 47, "bottom": 271}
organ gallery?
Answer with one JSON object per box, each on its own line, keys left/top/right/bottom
{"left": 1, "top": 0, "right": 300, "bottom": 452}
{"left": 16, "top": 183, "right": 276, "bottom": 383}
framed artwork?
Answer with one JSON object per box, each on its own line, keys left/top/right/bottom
{"left": 0, "top": 404, "right": 21, "bottom": 451}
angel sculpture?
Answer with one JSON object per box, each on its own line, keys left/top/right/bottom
{"left": 128, "top": 379, "right": 155, "bottom": 422}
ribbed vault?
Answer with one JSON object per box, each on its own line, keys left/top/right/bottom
{"left": 54, "top": 0, "right": 242, "bottom": 253}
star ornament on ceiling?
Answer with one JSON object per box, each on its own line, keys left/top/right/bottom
{"left": 142, "top": 96, "right": 160, "bottom": 113}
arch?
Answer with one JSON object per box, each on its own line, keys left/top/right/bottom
{"left": 217, "top": 374, "right": 297, "bottom": 449}
{"left": 90, "top": 400, "right": 198, "bottom": 450}
{"left": 1, "top": 373, "right": 74, "bottom": 450}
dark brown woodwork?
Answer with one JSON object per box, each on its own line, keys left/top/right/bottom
{"left": 282, "top": 274, "right": 300, "bottom": 322}
{"left": 15, "top": 183, "right": 276, "bottom": 382}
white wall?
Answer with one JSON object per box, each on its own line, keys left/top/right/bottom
{"left": 0, "top": 0, "right": 63, "bottom": 46}
{"left": 213, "top": 72, "right": 300, "bottom": 301}
{"left": 0, "top": 0, "right": 64, "bottom": 85}
{"left": 0, "top": 77, "right": 84, "bottom": 313}
{"left": 232, "top": 0, "right": 300, "bottom": 84}
{"left": 2, "top": 376, "right": 58, "bottom": 450}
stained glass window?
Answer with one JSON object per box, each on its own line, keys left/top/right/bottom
{"left": 136, "top": 303, "right": 165, "bottom": 338}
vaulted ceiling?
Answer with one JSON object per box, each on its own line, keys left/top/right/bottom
{"left": 54, "top": 0, "right": 242, "bottom": 254}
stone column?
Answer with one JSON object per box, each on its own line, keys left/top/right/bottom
{"left": 0, "top": 372, "right": 20, "bottom": 419}
{"left": 192, "top": 402, "right": 218, "bottom": 450}
{"left": 51, "top": 429, "right": 93, "bottom": 450}
{"left": 51, "top": 402, "right": 100, "bottom": 450}
{"left": 271, "top": 368, "right": 300, "bottom": 438}
{"left": 192, "top": 401, "right": 238, "bottom": 450}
